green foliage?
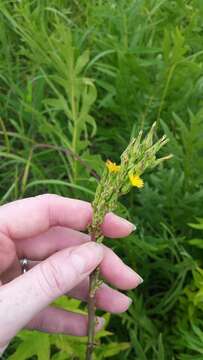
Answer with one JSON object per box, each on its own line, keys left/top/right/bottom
{"left": 0, "top": 0, "right": 203, "bottom": 359}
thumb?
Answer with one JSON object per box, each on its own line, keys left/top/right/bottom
{"left": 0, "top": 242, "right": 103, "bottom": 347}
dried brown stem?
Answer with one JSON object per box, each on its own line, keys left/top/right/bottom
{"left": 32, "top": 143, "right": 100, "bottom": 180}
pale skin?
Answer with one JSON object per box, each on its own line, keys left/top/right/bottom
{"left": 0, "top": 194, "right": 143, "bottom": 354}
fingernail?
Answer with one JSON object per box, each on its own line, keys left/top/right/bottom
{"left": 95, "top": 317, "right": 105, "bottom": 331}
{"left": 126, "top": 265, "right": 144, "bottom": 286}
{"left": 119, "top": 218, "right": 136, "bottom": 232}
{"left": 70, "top": 242, "right": 103, "bottom": 274}
{"left": 137, "top": 274, "right": 144, "bottom": 284}
{"left": 128, "top": 297, "right": 133, "bottom": 307}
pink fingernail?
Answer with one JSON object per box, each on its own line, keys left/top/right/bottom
{"left": 119, "top": 217, "right": 136, "bottom": 231}
{"left": 128, "top": 297, "right": 133, "bottom": 307}
{"left": 126, "top": 265, "right": 144, "bottom": 286}
{"left": 137, "top": 274, "right": 144, "bottom": 284}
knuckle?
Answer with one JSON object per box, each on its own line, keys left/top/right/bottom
{"left": 38, "top": 260, "right": 66, "bottom": 298}
{"left": 0, "top": 235, "right": 16, "bottom": 272}
{"left": 5, "top": 238, "right": 16, "bottom": 259}
{"left": 35, "top": 194, "right": 61, "bottom": 202}
{"left": 0, "top": 235, "right": 15, "bottom": 255}
{"left": 35, "top": 193, "right": 53, "bottom": 199}
{"left": 28, "top": 314, "right": 45, "bottom": 331}
{"left": 35, "top": 194, "right": 62, "bottom": 226}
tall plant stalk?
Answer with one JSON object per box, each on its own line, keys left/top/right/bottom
{"left": 85, "top": 123, "right": 172, "bottom": 359}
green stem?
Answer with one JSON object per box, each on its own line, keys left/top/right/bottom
{"left": 157, "top": 63, "right": 176, "bottom": 122}
{"left": 86, "top": 226, "right": 101, "bottom": 360}
{"left": 71, "top": 77, "right": 78, "bottom": 182}
{"left": 86, "top": 270, "right": 98, "bottom": 360}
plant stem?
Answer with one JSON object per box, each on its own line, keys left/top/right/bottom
{"left": 86, "top": 227, "right": 101, "bottom": 360}
{"left": 84, "top": 123, "right": 170, "bottom": 359}
{"left": 86, "top": 270, "right": 97, "bottom": 360}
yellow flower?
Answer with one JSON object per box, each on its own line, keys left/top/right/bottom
{"left": 129, "top": 173, "right": 144, "bottom": 188}
{"left": 106, "top": 160, "right": 121, "bottom": 173}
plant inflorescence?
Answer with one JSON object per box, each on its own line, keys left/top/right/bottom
{"left": 86, "top": 123, "right": 171, "bottom": 359}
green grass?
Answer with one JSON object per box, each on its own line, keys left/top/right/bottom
{"left": 0, "top": 0, "right": 203, "bottom": 359}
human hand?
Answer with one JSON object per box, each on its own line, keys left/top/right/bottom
{"left": 0, "top": 194, "right": 143, "bottom": 354}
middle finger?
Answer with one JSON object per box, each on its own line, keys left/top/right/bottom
{"left": 23, "top": 263, "right": 133, "bottom": 313}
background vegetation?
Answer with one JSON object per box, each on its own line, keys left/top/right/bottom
{"left": 0, "top": 0, "right": 203, "bottom": 359}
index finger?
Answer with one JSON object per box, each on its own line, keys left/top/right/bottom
{"left": 0, "top": 194, "right": 134, "bottom": 240}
